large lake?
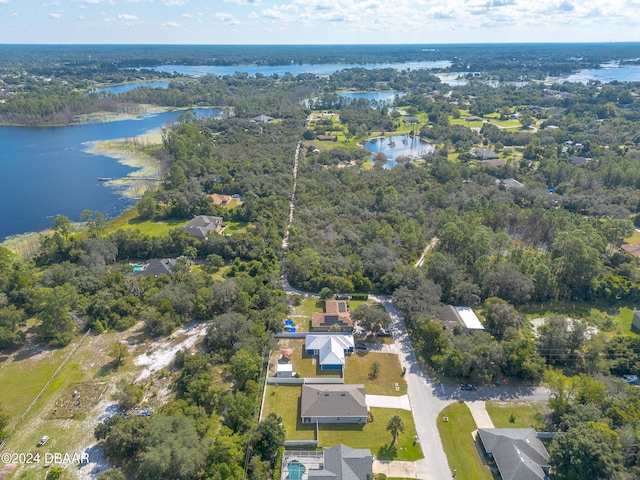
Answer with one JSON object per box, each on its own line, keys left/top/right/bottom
{"left": 0, "top": 108, "right": 220, "bottom": 241}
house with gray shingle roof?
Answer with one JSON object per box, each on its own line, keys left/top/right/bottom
{"left": 477, "top": 428, "right": 550, "bottom": 480}
{"left": 183, "top": 215, "right": 223, "bottom": 240}
{"left": 133, "top": 258, "right": 177, "bottom": 277}
{"left": 252, "top": 114, "right": 274, "bottom": 123}
{"left": 308, "top": 444, "right": 374, "bottom": 480}
{"left": 301, "top": 384, "right": 368, "bottom": 424}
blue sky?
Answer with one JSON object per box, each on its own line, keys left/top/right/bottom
{"left": 1, "top": 0, "right": 639, "bottom": 44}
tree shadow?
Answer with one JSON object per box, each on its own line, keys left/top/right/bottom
{"left": 96, "top": 359, "right": 121, "bottom": 378}
{"left": 377, "top": 443, "right": 398, "bottom": 460}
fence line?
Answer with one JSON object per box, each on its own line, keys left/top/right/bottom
{"left": 0, "top": 329, "right": 91, "bottom": 450}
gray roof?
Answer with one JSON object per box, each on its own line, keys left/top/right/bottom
{"left": 478, "top": 428, "right": 550, "bottom": 480}
{"left": 252, "top": 114, "right": 274, "bottom": 123}
{"left": 133, "top": 258, "right": 177, "bottom": 277}
{"left": 496, "top": 178, "right": 524, "bottom": 189}
{"left": 183, "top": 215, "right": 223, "bottom": 240}
{"left": 308, "top": 444, "right": 373, "bottom": 480}
{"left": 568, "top": 155, "right": 590, "bottom": 165}
{"left": 301, "top": 384, "right": 367, "bottom": 419}
{"left": 473, "top": 148, "right": 500, "bottom": 160}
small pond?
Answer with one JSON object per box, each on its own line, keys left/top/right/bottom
{"left": 363, "top": 135, "right": 434, "bottom": 168}
{"left": 338, "top": 91, "right": 405, "bottom": 104}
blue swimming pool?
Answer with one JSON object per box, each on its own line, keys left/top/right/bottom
{"left": 286, "top": 460, "right": 306, "bottom": 480}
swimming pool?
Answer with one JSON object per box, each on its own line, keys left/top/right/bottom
{"left": 286, "top": 460, "right": 306, "bottom": 480}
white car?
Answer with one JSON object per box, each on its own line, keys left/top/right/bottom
{"left": 37, "top": 435, "right": 49, "bottom": 447}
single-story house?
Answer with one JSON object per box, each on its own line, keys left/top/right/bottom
{"left": 281, "top": 445, "right": 373, "bottom": 480}
{"left": 210, "top": 193, "right": 232, "bottom": 206}
{"left": 252, "top": 114, "right": 274, "bottom": 123}
{"left": 465, "top": 115, "right": 484, "bottom": 122}
{"left": 311, "top": 300, "right": 353, "bottom": 332}
{"left": 443, "top": 305, "right": 484, "bottom": 331}
{"left": 472, "top": 148, "right": 500, "bottom": 160}
{"left": 477, "top": 428, "right": 550, "bottom": 480}
{"left": 301, "top": 384, "right": 368, "bottom": 424}
{"left": 305, "top": 334, "right": 354, "bottom": 370}
{"left": 133, "top": 258, "right": 177, "bottom": 277}
{"left": 183, "top": 215, "right": 223, "bottom": 240}
{"left": 403, "top": 116, "right": 420, "bottom": 124}
{"left": 317, "top": 135, "right": 337, "bottom": 141}
{"left": 496, "top": 178, "right": 524, "bottom": 189}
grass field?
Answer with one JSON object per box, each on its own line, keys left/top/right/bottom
{"left": 318, "top": 408, "right": 422, "bottom": 462}
{"left": 485, "top": 401, "right": 548, "bottom": 429}
{"left": 437, "top": 402, "right": 495, "bottom": 480}
{"left": 344, "top": 352, "right": 407, "bottom": 396}
{"left": 262, "top": 385, "right": 315, "bottom": 441}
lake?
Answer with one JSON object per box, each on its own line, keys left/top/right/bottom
{"left": 0, "top": 108, "right": 221, "bottom": 241}
{"left": 91, "top": 81, "right": 171, "bottom": 95}
{"left": 140, "top": 60, "right": 452, "bottom": 77}
{"left": 363, "top": 135, "right": 434, "bottom": 168}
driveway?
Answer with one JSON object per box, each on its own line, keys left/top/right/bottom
{"left": 370, "top": 295, "right": 551, "bottom": 480}
{"left": 466, "top": 401, "right": 495, "bottom": 429}
{"left": 373, "top": 459, "right": 416, "bottom": 477}
{"left": 366, "top": 394, "right": 411, "bottom": 410}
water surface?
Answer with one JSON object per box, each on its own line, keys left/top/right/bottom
{"left": 0, "top": 108, "right": 221, "bottom": 241}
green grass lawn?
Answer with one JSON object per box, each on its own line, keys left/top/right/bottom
{"left": 124, "top": 217, "right": 188, "bottom": 237}
{"left": 437, "top": 403, "right": 495, "bottom": 480}
{"left": 286, "top": 339, "right": 341, "bottom": 379}
{"left": 224, "top": 220, "right": 249, "bottom": 234}
{"left": 318, "top": 408, "right": 422, "bottom": 462}
{"left": 485, "top": 401, "right": 548, "bottom": 429}
{"left": 262, "top": 385, "right": 315, "bottom": 441}
{"left": 344, "top": 352, "right": 407, "bottom": 396}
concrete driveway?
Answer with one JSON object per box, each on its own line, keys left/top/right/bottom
{"left": 373, "top": 459, "right": 416, "bottom": 477}
{"left": 366, "top": 394, "right": 412, "bottom": 410}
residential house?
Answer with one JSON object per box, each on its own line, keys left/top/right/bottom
{"left": 477, "top": 428, "right": 550, "bottom": 480}
{"left": 305, "top": 334, "right": 354, "bottom": 371}
{"left": 496, "top": 178, "right": 524, "bottom": 189}
{"left": 133, "top": 258, "right": 177, "bottom": 277}
{"left": 281, "top": 445, "right": 374, "bottom": 480}
{"left": 312, "top": 300, "right": 353, "bottom": 332}
{"left": 252, "top": 114, "right": 274, "bottom": 123}
{"left": 210, "top": 193, "right": 232, "bottom": 206}
{"left": 301, "top": 384, "right": 368, "bottom": 424}
{"left": 317, "top": 135, "right": 337, "bottom": 141}
{"left": 479, "top": 158, "right": 507, "bottom": 167}
{"left": 442, "top": 305, "right": 485, "bottom": 331}
{"left": 621, "top": 244, "right": 640, "bottom": 258}
{"left": 183, "top": 215, "right": 223, "bottom": 240}
{"left": 465, "top": 115, "right": 484, "bottom": 122}
{"left": 472, "top": 148, "right": 500, "bottom": 160}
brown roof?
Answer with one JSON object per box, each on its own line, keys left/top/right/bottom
{"left": 311, "top": 300, "right": 353, "bottom": 329}
{"left": 210, "top": 193, "right": 232, "bottom": 205}
{"left": 622, "top": 244, "right": 640, "bottom": 258}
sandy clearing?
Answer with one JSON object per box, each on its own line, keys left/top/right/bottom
{"left": 134, "top": 323, "right": 208, "bottom": 382}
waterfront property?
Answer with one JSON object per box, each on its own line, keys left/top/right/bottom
{"left": 301, "top": 384, "right": 368, "bottom": 424}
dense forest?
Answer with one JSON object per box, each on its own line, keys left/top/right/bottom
{"left": 2, "top": 45, "right": 640, "bottom": 478}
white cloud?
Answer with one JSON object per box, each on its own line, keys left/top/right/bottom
{"left": 215, "top": 12, "right": 240, "bottom": 25}
{"left": 118, "top": 13, "right": 138, "bottom": 20}
{"left": 10, "top": 11, "right": 18, "bottom": 16}
{"left": 162, "top": 20, "right": 182, "bottom": 27}
{"left": 182, "top": 13, "right": 191, "bottom": 18}
{"left": 48, "top": 12, "right": 62, "bottom": 18}
{"left": 78, "top": 14, "right": 85, "bottom": 19}
{"left": 0, "top": 0, "right": 10, "bottom": 4}
{"left": 224, "top": 0, "right": 261, "bottom": 4}
{"left": 161, "top": 0, "right": 188, "bottom": 5}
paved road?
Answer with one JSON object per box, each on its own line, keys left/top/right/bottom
{"left": 370, "top": 295, "right": 550, "bottom": 480}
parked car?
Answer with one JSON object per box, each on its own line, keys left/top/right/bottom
{"left": 622, "top": 374, "right": 639, "bottom": 385}
{"left": 460, "top": 384, "right": 477, "bottom": 391}
{"left": 37, "top": 435, "right": 49, "bottom": 447}
{"left": 355, "top": 343, "right": 368, "bottom": 351}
